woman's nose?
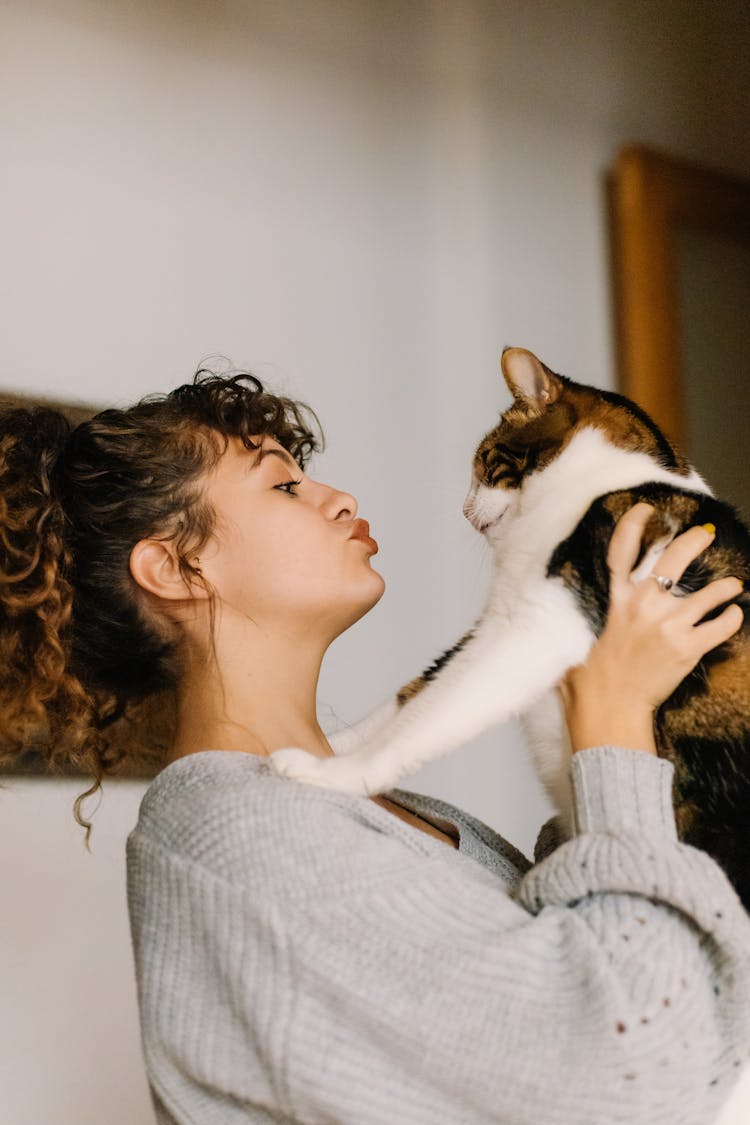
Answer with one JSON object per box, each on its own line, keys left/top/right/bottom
{"left": 324, "top": 485, "right": 357, "bottom": 522}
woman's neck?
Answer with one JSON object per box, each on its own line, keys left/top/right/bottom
{"left": 167, "top": 629, "right": 334, "bottom": 764}
{"left": 166, "top": 719, "right": 334, "bottom": 764}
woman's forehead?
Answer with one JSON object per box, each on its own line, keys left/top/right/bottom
{"left": 218, "top": 433, "right": 298, "bottom": 476}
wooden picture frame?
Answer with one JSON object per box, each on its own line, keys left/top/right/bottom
{"left": 0, "top": 391, "right": 168, "bottom": 780}
{"left": 608, "top": 143, "right": 750, "bottom": 519}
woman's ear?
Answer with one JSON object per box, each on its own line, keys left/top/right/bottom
{"left": 129, "top": 539, "right": 207, "bottom": 601}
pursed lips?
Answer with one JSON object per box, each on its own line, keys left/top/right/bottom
{"left": 349, "top": 518, "right": 379, "bottom": 553}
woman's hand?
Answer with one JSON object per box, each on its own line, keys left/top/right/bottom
{"left": 558, "top": 501, "right": 744, "bottom": 755}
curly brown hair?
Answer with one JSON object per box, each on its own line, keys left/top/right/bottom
{"left": 0, "top": 364, "right": 323, "bottom": 844}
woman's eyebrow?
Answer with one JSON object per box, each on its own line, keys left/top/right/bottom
{"left": 245, "top": 446, "right": 299, "bottom": 472}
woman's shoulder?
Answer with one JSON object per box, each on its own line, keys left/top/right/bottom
{"left": 127, "top": 749, "right": 443, "bottom": 896}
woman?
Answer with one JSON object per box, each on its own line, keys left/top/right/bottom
{"left": 2, "top": 367, "right": 748, "bottom": 1125}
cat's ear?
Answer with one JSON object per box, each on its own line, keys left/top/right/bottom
{"left": 501, "top": 348, "right": 563, "bottom": 408}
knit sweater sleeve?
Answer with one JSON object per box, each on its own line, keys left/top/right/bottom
{"left": 128, "top": 746, "right": 750, "bottom": 1125}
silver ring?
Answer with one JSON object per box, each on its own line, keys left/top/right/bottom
{"left": 650, "top": 574, "right": 674, "bottom": 591}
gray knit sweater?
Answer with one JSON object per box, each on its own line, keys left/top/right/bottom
{"left": 125, "top": 745, "right": 750, "bottom": 1125}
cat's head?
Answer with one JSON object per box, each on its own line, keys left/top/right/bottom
{"left": 462, "top": 347, "right": 693, "bottom": 536}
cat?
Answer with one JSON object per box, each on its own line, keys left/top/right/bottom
{"left": 270, "top": 347, "right": 750, "bottom": 910}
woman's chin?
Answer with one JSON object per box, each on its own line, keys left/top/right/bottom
{"left": 365, "top": 567, "right": 386, "bottom": 605}
{"left": 336, "top": 573, "right": 386, "bottom": 634}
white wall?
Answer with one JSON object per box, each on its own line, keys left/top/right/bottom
{"left": 1, "top": 2, "right": 748, "bottom": 1122}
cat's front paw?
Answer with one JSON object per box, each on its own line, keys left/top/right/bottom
{"left": 268, "top": 749, "right": 377, "bottom": 794}
{"left": 268, "top": 748, "right": 331, "bottom": 786}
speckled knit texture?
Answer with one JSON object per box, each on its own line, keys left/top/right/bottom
{"left": 126, "top": 746, "right": 750, "bottom": 1125}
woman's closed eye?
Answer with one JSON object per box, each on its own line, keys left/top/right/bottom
{"left": 274, "top": 479, "right": 303, "bottom": 496}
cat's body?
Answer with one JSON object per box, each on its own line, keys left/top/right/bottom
{"left": 270, "top": 349, "right": 750, "bottom": 910}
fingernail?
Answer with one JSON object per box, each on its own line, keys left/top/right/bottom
{"left": 702, "top": 523, "right": 716, "bottom": 535}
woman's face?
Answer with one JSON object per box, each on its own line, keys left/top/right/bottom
{"left": 195, "top": 434, "right": 385, "bottom": 645}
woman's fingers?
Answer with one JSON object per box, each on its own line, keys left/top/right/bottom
{"left": 679, "top": 575, "right": 744, "bottom": 625}
{"left": 609, "top": 503, "right": 718, "bottom": 596}
{"left": 607, "top": 502, "right": 656, "bottom": 578}
{"left": 691, "top": 602, "right": 745, "bottom": 657}
{"left": 605, "top": 502, "right": 743, "bottom": 636}
{"left": 576, "top": 501, "right": 745, "bottom": 727}
{"left": 649, "top": 522, "right": 716, "bottom": 583}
